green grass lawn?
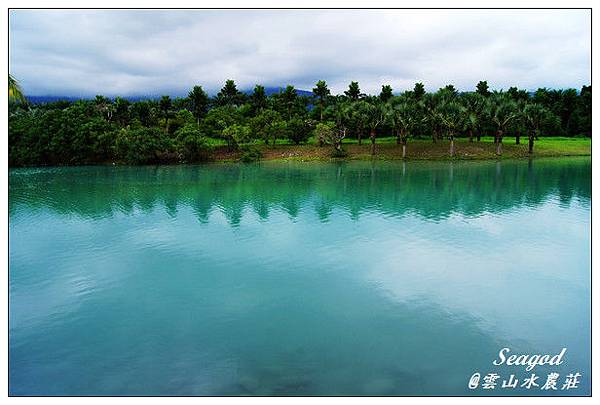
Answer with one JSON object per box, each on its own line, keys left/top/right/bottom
{"left": 209, "top": 135, "right": 590, "bottom": 162}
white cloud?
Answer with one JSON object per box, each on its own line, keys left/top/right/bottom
{"left": 8, "top": 9, "right": 591, "bottom": 96}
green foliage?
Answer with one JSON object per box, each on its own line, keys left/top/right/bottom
{"left": 476, "top": 80, "right": 490, "bottom": 97}
{"left": 7, "top": 78, "right": 592, "bottom": 167}
{"left": 313, "top": 121, "right": 346, "bottom": 151}
{"left": 413, "top": 82, "right": 425, "bottom": 100}
{"left": 239, "top": 145, "right": 263, "bottom": 163}
{"left": 115, "top": 127, "right": 173, "bottom": 164}
{"left": 203, "top": 105, "right": 243, "bottom": 137}
{"left": 286, "top": 117, "right": 314, "bottom": 144}
{"left": 215, "top": 79, "right": 245, "bottom": 107}
{"left": 312, "top": 80, "right": 330, "bottom": 120}
{"left": 250, "top": 85, "right": 268, "bottom": 113}
{"left": 175, "top": 124, "right": 210, "bottom": 162}
{"left": 188, "top": 85, "right": 209, "bottom": 123}
{"left": 222, "top": 124, "right": 252, "bottom": 150}
{"left": 379, "top": 85, "right": 393, "bottom": 102}
{"left": 344, "top": 81, "right": 361, "bottom": 101}
{"left": 249, "top": 109, "right": 283, "bottom": 144}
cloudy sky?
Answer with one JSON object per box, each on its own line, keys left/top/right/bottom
{"left": 9, "top": 9, "right": 591, "bottom": 97}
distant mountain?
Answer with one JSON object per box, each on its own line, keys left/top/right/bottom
{"left": 27, "top": 87, "right": 315, "bottom": 105}
{"left": 246, "top": 87, "right": 313, "bottom": 97}
{"left": 26, "top": 95, "right": 158, "bottom": 104}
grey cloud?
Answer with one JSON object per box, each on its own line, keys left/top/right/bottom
{"left": 9, "top": 9, "right": 591, "bottom": 97}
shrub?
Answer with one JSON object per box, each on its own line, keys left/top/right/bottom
{"left": 239, "top": 145, "right": 263, "bottom": 163}
{"left": 114, "top": 127, "right": 173, "bottom": 164}
{"left": 329, "top": 148, "right": 348, "bottom": 158}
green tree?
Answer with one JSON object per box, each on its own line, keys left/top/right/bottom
{"left": 313, "top": 121, "right": 343, "bottom": 152}
{"left": 279, "top": 85, "right": 298, "bottom": 119}
{"left": 286, "top": 117, "right": 314, "bottom": 145}
{"left": 476, "top": 81, "right": 490, "bottom": 97}
{"left": 523, "top": 103, "right": 555, "bottom": 154}
{"left": 379, "top": 85, "right": 393, "bottom": 102}
{"left": 250, "top": 84, "right": 268, "bottom": 113}
{"left": 222, "top": 124, "right": 252, "bottom": 150}
{"left": 487, "top": 94, "right": 519, "bottom": 155}
{"left": 113, "top": 97, "right": 131, "bottom": 126}
{"left": 202, "top": 105, "right": 243, "bottom": 138}
{"left": 131, "top": 101, "right": 153, "bottom": 127}
{"left": 348, "top": 100, "right": 370, "bottom": 145}
{"left": 344, "top": 81, "right": 361, "bottom": 101}
{"left": 437, "top": 101, "right": 465, "bottom": 157}
{"left": 159, "top": 95, "right": 172, "bottom": 132}
{"left": 249, "top": 109, "right": 282, "bottom": 145}
{"left": 365, "top": 101, "right": 385, "bottom": 155}
{"left": 188, "top": 85, "right": 209, "bottom": 125}
{"left": 387, "top": 101, "right": 417, "bottom": 158}
{"left": 461, "top": 92, "right": 486, "bottom": 142}
{"left": 215, "top": 79, "right": 244, "bottom": 107}
{"left": 312, "top": 80, "right": 330, "bottom": 121}
{"left": 413, "top": 82, "right": 425, "bottom": 100}
{"left": 175, "top": 124, "right": 210, "bottom": 162}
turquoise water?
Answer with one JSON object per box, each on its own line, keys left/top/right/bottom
{"left": 9, "top": 158, "right": 591, "bottom": 396}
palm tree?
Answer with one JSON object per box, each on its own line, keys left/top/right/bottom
{"left": 437, "top": 101, "right": 465, "bottom": 157}
{"left": 461, "top": 92, "right": 486, "bottom": 142}
{"left": 365, "top": 101, "right": 385, "bottom": 155}
{"left": 523, "top": 103, "right": 553, "bottom": 154}
{"left": 387, "top": 100, "right": 416, "bottom": 158}
{"left": 487, "top": 94, "right": 518, "bottom": 155}
{"left": 9, "top": 74, "right": 26, "bottom": 103}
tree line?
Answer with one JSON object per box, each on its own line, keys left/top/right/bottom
{"left": 9, "top": 79, "right": 591, "bottom": 166}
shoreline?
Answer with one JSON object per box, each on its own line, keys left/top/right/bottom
{"left": 9, "top": 138, "right": 591, "bottom": 168}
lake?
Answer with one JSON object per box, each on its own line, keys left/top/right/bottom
{"left": 9, "top": 158, "right": 591, "bottom": 396}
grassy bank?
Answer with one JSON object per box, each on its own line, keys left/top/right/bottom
{"left": 212, "top": 137, "right": 591, "bottom": 162}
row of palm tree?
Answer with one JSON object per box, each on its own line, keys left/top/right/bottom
{"left": 322, "top": 88, "right": 557, "bottom": 157}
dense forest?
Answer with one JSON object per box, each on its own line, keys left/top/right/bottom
{"left": 8, "top": 79, "right": 591, "bottom": 167}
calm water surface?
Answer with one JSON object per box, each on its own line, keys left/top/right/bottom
{"left": 9, "top": 158, "right": 591, "bottom": 395}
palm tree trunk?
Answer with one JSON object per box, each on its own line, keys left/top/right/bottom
{"left": 476, "top": 132, "right": 481, "bottom": 142}
{"left": 370, "top": 129, "right": 376, "bottom": 155}
{"left": 468, "top": 129, "right": 473, "bottom": 143}
{"left": 515, "top": 132, "right": 520, "bottom": 145}
{"left": 528, "top": 130, "right": 536, "bottom": 154}
{"left": 450, "top": 136, "right": 455, "bottom": 157}
{"left": 402, "top": 140, "right": 407, "bottom": 159}
{"left": 528, "top": 135, "right": 534, "bottom": 154}
{"left": 496, "top": 130, "right": 503, "bottom": 155}
{"left": 358, "top": 130, "right": 362, "bottom": 145}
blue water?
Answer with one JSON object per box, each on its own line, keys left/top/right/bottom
{"left": 9, "top": 158, "right": 591, "bottom": 395}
